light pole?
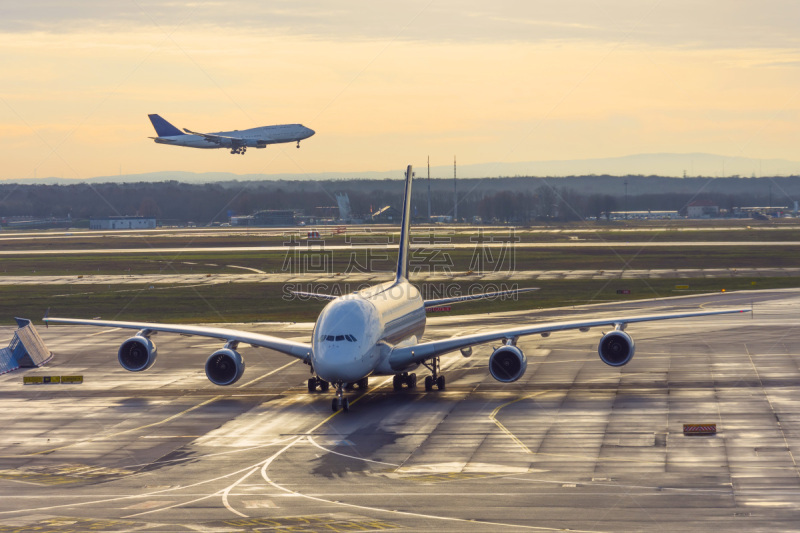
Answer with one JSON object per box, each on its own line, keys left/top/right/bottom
{"left": 624, "top": 180, "right": 628, "bottom": 220}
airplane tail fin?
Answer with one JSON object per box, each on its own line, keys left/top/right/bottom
{"left": 148, "top": 114, "right": 185, "bottom": 137}
{"left": 396, "top": 165, "right": 413, "bottom": 282}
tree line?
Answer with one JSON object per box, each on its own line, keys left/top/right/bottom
{"left": 0, "top": 175, "right": 796, "bottom": 225}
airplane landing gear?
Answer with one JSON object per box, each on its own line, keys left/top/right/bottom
{"left": 423, "top": 356, "right": 446, "bottom": 391}
{"left": 392, "top": 372, "right": 417, "bottom": 391}
{"left": 296, "top": 141, "right": 300, "bottom": 148}
{"left": 230, "top": 146, "right": 246, "bottom": 155}
{"left": 331, "top": 382, "right": 349, "bottom": 412}
{"left": 307, "top": 376, "right": 330, "bottom": 393}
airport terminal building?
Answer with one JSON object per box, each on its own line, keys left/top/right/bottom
{"left": 89, "top": 216, "right": 157, "bottom": 230}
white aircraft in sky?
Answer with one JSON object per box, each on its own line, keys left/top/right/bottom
{"left": 147, "top": 114, "right": 315, "bottom": 154}
{"left": 45, "top": 166, "right": 749, "bottom": 412}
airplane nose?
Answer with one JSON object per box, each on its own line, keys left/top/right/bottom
{"left": 306, "top": 127, "right": 315, "bottom": 137}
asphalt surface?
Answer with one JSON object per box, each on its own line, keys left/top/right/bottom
{"left": 3, "top": 267, "right": 800, "bottom": 286}
{"left": 0, "top": 290, "right": 799, "bottom": 531}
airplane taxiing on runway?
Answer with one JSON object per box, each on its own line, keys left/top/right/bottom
{"left": 45, "top": 166, "right": 750, "bottom": 412}
{"left": 147, "top": 114, "right": 315, "bottom": 155}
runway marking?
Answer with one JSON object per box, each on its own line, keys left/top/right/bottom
{"left": 9, "top": 357, "right": 298, "bottom": 458}
{"left": 221, "top": 466, "right": 261, "bottom": 517}
{"left": 744, "top": 344, "right": 800, "bottom": 476}
{"left": 238, "top": 359, "right": 299, "bottom": 388}
{"left": 23, "top": 395, "right": 223, "bottom": 456}
{"left": 0, "top": 451, "right": 284, "bottom": 517}
{"left": 259, "top": 436, "right": 609, "bottom": 532}
{"left": 488, "top": 392, "right": 549, "bottom": 455}
{"left": 307, "top": 436, "right": 400, "bottom": 467}
{"left": 86, "top": 327, "right": 121, "bottom": 337}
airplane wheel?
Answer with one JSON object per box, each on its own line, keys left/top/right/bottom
{"left": 308, "top": 378, "right": 317, "bottom": 393}
{"left": 320, "top": 380, "right": 330, "bottom": 392}
{"left": 332, "top": 398, "right": 340, "bottom": 412}
{"left": 393, "top": 374, "right": 402, "bottom": 391}
{"left": 342, "top": 398, "right": 350, "bottom": 412}
{"left": 406, "top": 373, "right": 417, "bottom": 388}
{"left": 436, "top": 375, "right": 446, "bottom": 390}
{"left": 424, "top": 375, "right": 433, "bottom": 391}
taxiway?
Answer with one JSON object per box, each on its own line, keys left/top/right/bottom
{"left": 0, "top": 290, "right": 799, "bottom": 531}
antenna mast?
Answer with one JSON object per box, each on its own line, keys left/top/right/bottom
{"left": 453, "top": 156, "right": 458, "bottom": 223}
{"left": 427, "top": 156, "right": 432, "bottom": 222}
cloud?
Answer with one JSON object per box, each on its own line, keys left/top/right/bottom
{"left": 2, "top": 1, "right": 799, "bottom": 49}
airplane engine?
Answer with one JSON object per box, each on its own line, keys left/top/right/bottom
{"left": 118, "top": 336, "right": 158, "bottom": 372}
{"left": 205, "top": 348, "right": 245, "bottom": 386}
{"left": 598, "top": 331, "right": 635, "bottom": 366}
{"left": 489, "top": 345, "right": 527, "bottom": 383}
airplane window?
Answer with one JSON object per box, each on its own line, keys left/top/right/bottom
{"left": 321, "top": 334, "right": 357, "bottom": 342}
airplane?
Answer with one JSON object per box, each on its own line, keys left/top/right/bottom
{"left": 147, "top": 114, "right": 315, "bottom": 155}
{"left": 44, "top": 166, "right": 749, "bottom": 412}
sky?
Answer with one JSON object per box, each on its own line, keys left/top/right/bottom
{"left": 1, "top": 1, "right": 799, "bottom": 180}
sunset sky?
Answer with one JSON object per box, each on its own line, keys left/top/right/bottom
{"left": 1, "top": 1, "right": 798, "bottom": 180}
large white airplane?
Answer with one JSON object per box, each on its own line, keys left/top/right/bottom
{"left": 148, "top": 114, "right": 315, "bottom": 155}
{"left": 45, "top": 166, "right": 749, "bottom": 412}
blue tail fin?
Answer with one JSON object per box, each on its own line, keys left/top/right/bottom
{"left": 148, "top": 114, "right": 185, "bottom": 137}
{"left": 396, "top": 165, "right": 413, "bottom": 282}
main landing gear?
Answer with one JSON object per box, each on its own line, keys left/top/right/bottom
{"left": 392, "top": 372, "right": 417, "bottom": 391}
{"left": 230, "top": 146, "right": 246, "bottom": 155}
{"left": 423, "top": 356, "right": 446, "bottom": 391}
{"left": 307, "top": 377, "right": 330, "bottom": 393}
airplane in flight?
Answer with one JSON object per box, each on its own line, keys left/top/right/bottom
{"left": 45, "top": 166, "right": 749, "bottom": 412}
{"left": 147, "top": 114, "right": 315, "bottom": 155}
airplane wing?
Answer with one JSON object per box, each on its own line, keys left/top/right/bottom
{"left": 388, "top": 308, "right": 749, "bottom": 369}
{"left": 42, "top": 317, "right": 312, "bottom": 362}
{"left": 183, "top": 128, "right": 246, "bottom": 148}
{"left": 424, "top": 287, "right": 538, "bottom": 308}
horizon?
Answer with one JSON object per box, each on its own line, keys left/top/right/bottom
{"left": 7, "top": 152, "right": 800, "bottom": 185}
{"left": 1, "top": 2, "right": 799, "bottom": 181}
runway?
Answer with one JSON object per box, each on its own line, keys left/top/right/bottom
{"left": 2, "top": 241, "right": 800, "bottom": 256}
{"left": 1, "top": 290, "right": 800, "bottom": 531}
{"left": 3, "top": 267, "right": 800, "bottom": 286}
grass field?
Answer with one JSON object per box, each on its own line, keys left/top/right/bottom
{"left": 0, "top": 225, "right": 796, "bottom": 325}
{"left": 1, "top": 244, "right": 800, "bottom": 276}
{"left": 3, "top": 276, "right": 787, "bottom": 326}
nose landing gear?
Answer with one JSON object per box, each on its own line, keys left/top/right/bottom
{"left": 331, "top": 382, "right": 350, "bottom": 412}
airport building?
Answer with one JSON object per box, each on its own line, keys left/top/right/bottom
{"left": 686, "top": 201, "right": 720, "bottom": 218}
{"left": 89, "top": 216, "right": 156, "bottom": 230}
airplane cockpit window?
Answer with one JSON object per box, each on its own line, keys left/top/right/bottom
{"left": 320, "top": 334, "right": 358, "bottom": 342}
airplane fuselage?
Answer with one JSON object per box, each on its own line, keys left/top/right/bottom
{"left": 153, "top": 124, "right": 315, "bottom": 149}
{"left": 311, "top": 279, "right": 426, "bottom": 384}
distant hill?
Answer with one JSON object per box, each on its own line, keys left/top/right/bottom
{"left": 7, "top": 153, "right": 800, "bottom": 184}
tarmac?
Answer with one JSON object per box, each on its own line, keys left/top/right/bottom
{"left": 2, "top": 267, "right": 800, "bottom": 286}
{"left": 0, "top": 290, "right": 799, "bottom": 530}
